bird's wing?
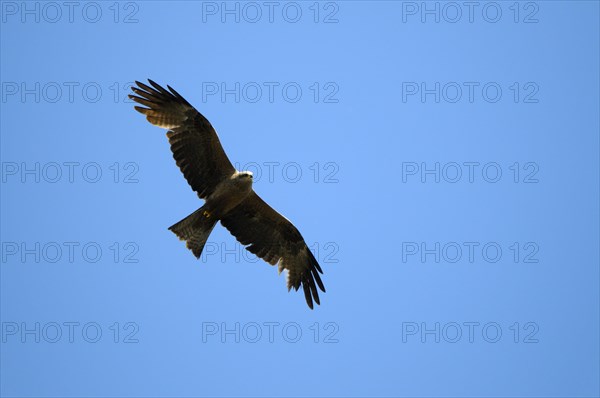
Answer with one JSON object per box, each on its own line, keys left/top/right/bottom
{"left": 220, "top": 192, "right": 326, "bottom": 309}
{"left": 130, "top": 80, "right": 235, "bottom": 199}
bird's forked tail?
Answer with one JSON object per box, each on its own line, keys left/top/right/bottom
{"left": 168, "top": 207, "right": 218, "bottom": 259}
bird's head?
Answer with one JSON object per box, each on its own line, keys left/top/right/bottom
{"left": 234, "top": 171, "right": 254, "bottom": 186}
{"left": 237, "top": 171, "right": 253, "bottom": 179}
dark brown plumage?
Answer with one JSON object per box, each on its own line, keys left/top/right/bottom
{"left": 130, "top": 80, "right": 326, "bottom": 309}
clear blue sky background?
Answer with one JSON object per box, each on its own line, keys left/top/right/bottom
{"left": 1, "top": 1, "right": 599, "bottom": 397}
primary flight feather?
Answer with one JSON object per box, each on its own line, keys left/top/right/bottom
{"left": 130, "top": 80, "right": 325, "bottom": 309}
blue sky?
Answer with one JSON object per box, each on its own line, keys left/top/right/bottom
{"left": 1, "top": 1, "right": 599, "bottom": 397}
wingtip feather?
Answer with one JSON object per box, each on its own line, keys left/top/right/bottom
{"left": 303, "top": 282, "right": 314, "bottom": 309}
{"left": 133, "top": 105, "right": 150, "bottom": 115}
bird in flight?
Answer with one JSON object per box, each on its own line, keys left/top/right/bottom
{"left": 130, "top": 80, "right": 326, "bottom": 309}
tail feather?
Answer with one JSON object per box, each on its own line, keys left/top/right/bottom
{"left": 168, "top": 207, "right": 217, "bottom": 258}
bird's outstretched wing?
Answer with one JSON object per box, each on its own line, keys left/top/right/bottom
{"left": 130, "top": 80, "right": 235, "bottom": 198}
{"left": 220, "top": 192, "right": 326, "bottom": 309}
